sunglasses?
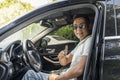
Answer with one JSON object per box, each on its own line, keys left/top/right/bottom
{"left": 72, "top": 23, "right": 86, "bottom": 30}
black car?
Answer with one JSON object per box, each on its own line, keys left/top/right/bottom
{"left": 0, "top": 0, "right": 120, "bottom": 80}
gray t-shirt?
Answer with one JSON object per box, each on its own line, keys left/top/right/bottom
{"left": 67, "top": 35, "right": 92, "bottom": 80}
{"left": 70, "top": 35, "right": 92, "bottom": 67}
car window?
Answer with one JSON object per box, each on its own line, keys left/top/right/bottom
{"left": 103, "top": 0, "right": 120, "bottom": 80}
{"left": 116, "top": 3, "right": 120, "bottom": 35}
{"left": 105, "top": 0, "right": 120, "bottom": 36}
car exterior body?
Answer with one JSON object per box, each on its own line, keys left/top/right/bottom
{"left": 0, "top": 0, "right": 120, "bottom": 80}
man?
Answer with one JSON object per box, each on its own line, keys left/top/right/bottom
{"left": 22, "top": 15, "right": 92, "bottom": 80}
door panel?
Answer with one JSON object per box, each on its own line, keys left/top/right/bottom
{"left": 103, "top": 38, "right": 120, "bottom": 80}
{"left": 39, "top": 41, "right": 77, "bottom": 71}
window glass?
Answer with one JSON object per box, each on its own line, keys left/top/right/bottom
{"left": 0, "top": 23, "right": 46, "bottom": 46}
{"left": 104, "top": 0, "right": 120, "bottom": 80}
{"left": 116, "top": 5, "right": 120, "bottom": 35}
{"left": 105, "top": 0, "right": 120, "bottom": 36}
{"left": 105, "top": 0, "right": 115, "bottom": 36}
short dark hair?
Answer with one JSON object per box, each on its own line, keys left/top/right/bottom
{"left": 73, "top": 15, "right": 90, "bottom": 26}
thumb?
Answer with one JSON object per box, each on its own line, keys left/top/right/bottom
{"left": 64, "top": 45, "right": 68, "bottom": 53}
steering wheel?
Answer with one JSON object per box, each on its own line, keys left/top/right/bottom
{"left": 23, "top": 40, "right": 42, "bottom": 72}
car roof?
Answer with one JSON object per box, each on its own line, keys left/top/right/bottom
{"left": 58, "top": 0, "right": 105, "bottom": 4}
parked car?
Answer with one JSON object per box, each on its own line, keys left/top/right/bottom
{"left": 43, "top": 35, "right": 77, "bottom": 54}
{"left": 0, "top": 0, "right": 120, "bottom": 80}
{"left": 44, "top": 35, "right": 77, "bottom": 45}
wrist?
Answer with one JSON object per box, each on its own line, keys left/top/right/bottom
{"left": 55, "top": 74, "right": 67, "bottom": 80}
{"left": 55, "top": 75, "right": 63, "bottom": 80}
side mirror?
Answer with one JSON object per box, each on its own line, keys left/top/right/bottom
{"left": 41, "top": 39, "right": 48, "bottom": 47}
{"left": 38, "top": 39, "right": 48, "bottom": 53}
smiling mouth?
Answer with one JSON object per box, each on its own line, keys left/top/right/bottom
{"left": 77, "top": 33, "right": 83, "bottom": 35}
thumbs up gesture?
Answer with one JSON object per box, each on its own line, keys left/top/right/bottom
{"left": 58, "top": 45, "right": 68, "bottom": 60}
{"left": 58, "top": 45, "right": 70, "bottom": 66}
{"left": 64, "top": 45, "right": 68, "bottom": 54}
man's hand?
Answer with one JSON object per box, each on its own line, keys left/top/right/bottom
{"left": 58, "top": 45, "right": 68, "bottom": 65}
{"left": 58, "top": 45, "right": 72, "bottom": 66}
{"left": 58, "top": 50, "right": 67, "bottom": 60}
{"left": 49, "top": 74, "right": 59, "bottom": 80}
{"left": 58, "top": 45, "right": 68, "bottom": 59}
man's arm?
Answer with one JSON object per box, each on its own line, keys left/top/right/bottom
{"left": 49, "top": 53, "right": 73, "bottom": 80}
{"left": 56, "top": 56, "right": 87, "bottom": 80}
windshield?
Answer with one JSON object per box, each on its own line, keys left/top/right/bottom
{"left": 0, "top": 23, "right": 46, "bottom": 47}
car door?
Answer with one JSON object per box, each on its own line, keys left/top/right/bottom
{"left": 37, "top": 29, "right": 78, "bottom": 71}
{"left": 103, "top": 0, "right": 120, "bottom": 80}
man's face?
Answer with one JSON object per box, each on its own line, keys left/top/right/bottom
{"left": 73, "top": 17, "right": 89, "bottom": 41}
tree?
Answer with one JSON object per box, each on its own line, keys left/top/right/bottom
{"left": 0, "top": 0, "right": 33, "bottom": 27}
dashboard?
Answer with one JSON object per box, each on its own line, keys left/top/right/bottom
{"left": 0, "top": 39, "right": 43, "bottom": 80}
{"left": 0, "top": 40, "right": 25, "bottom": 80}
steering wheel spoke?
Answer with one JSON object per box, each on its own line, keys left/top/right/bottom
{"left": 23, "top": 40, "right": 42, "bottom": 72}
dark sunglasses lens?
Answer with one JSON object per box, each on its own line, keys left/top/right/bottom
{"left": 79, "top": 24, "right": 84, "bottom": 29}
{"left": 72, "top": 23, "right": 85, "bottom": 30}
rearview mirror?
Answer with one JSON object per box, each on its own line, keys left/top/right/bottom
{"left": 40, "top": 20, "right": 53, "bottom": 28}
